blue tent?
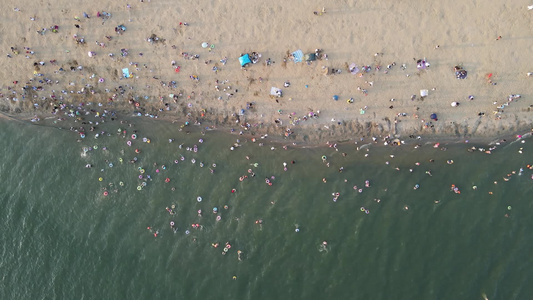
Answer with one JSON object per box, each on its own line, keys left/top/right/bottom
{"left": 122, "top": 68, "right": 130, "bottom": 78}
{"left": 239, "top": 54, "right": 251, "bottom": 67}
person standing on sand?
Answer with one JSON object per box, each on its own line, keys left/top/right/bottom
{"left": 313, "top": 7, "right": 326, "bottom": 15}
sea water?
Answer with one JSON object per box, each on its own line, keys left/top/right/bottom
{"left": 1, "top": 118, "right": 532, "bottom": 300}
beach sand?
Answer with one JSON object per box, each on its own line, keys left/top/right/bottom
{"left": 1, "top": 0, "right": 532, "bottom": 144}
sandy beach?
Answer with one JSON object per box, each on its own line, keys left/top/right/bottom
{"left": 1, "top": 0, "right": 532, "bottom": 144}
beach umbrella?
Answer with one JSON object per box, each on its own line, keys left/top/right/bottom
{"left": 88, "top": 51, "right": 94, "bottom": 57}
{"left": 332, "top": 95, "right": 339, "bottom": 101}
{"left": 201, "top": 42, "right": 209, "bottom": 48}
{"left": 430, "top": 113, "right": 438, "bottom": 120}
{"left": 349, "top": 63, "right": 360, "bottom": 74}
{"left": 451, "top": 102, "right": 459, "bottom": 107}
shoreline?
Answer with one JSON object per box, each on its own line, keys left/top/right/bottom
{"left": 2, "top": 105, "right": 531, "bottom": 152}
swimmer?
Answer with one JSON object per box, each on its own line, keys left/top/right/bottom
{"left": 318, "top": 241, "right": 329, "bottom": 253}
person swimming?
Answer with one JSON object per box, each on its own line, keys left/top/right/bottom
{"left": 318, "top": 241, "right": 328, "bottom": 253}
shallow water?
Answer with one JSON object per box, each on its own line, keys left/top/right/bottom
{"left": 1, "top": 118, "right": 532, "bottom": 300}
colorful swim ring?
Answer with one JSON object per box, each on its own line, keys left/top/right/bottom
{"left": 131, "top": 134, "right": 137, "bottom": 139}
{"left": 197, "top": 196, "right": 202, "bottom": 202}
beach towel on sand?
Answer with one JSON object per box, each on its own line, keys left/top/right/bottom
{"left": 292, "top": 50, "right": 304, "bottom": 63}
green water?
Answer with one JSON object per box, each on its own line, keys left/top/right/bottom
{"left": 1, "top": 118, "right": 532, "bottom": 300}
